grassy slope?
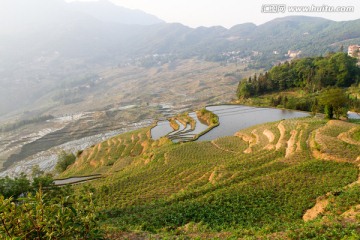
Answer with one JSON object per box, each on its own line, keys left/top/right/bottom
{"left": 61, "top": 118, "right": 360, "bottom": 239}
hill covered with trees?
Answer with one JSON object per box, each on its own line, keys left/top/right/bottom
{"left": 237, "top": 53, "right": 360, "bottom": 118}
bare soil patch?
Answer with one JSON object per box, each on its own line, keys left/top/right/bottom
{"left": 285, "top": 130, "right": 297, "bottom": 158}
{"left": 263, "top": 129, "right": 275, "bottom": 150}
{"left": 303, "top": 197, "right": 329, "bottom": 222}
{"left": 276, "top": 122, "right": 286, "bottom": 150}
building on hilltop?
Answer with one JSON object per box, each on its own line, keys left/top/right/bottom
{"left": 348, "top": 45, "right": 360, "bottom": 58}
{"left": 287, "top": 50, "right": 301, "bottom": 58}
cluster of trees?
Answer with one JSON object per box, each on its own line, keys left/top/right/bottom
{"left": 0, "top": 167, "right": 53, "bottom": 199}
{"left": 267, "top": 88, "right": 353, "bottom": 119}
{"left": 237, "top": 53, "right": 360, "bottom": 118}
{"left": 237, "top": 53, "right": 360, "bottom": 98}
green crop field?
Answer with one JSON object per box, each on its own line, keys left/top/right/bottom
{"left": 58, "top": 117, "right": 360, "bottom": 239}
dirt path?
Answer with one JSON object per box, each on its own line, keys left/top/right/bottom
{"left": 285, "top": 130, "right": 297, "bottom": 158}
{"left": 303, "top": 197, "right": 329, "bottom": 222}
{"left": 54, "top": 175, "right": 102, "bottom": 186}
{"left": 251, "top": 130, "right": 259, "bottom": 145}
{"left": 208, "top": 170, "right": 217, "bottom": 184}
{"left": 235, "top": 130, "right": 258, "bottom": 154}
{"left": 309, "top": 128, "right": 350, "bottom": 163}
{"left": 296, "top": 130, "right": 303, "bottom": 152}
{"left": 341, "top": 204, "right": 360, "bottom": 221}
{"left": 208, "top": 166, "right": 225, "bottom": 184}
{"left": 88, "top": 144, "right": 100, "bottom": 161}
{"left": 211, "top": 140, "right": 238, "bottom": 153}
{"left": 131, "top": 134, "right": 135, "bottom": 143}
{"left": 111, "top": 138, "right": 118, "bottom": 145}
{"left": 97, "top": 142, "right": 102, "bottom": 151}
{"left": 338, "top": 127, "right": 360, "bottom": 146}
{"left": 276, "top": 122, "right": 286, "bottom": 150}
{"left": 263, "top": 129, "right": 275, "bottom": 150}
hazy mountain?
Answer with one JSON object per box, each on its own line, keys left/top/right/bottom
{"left": 69, "top": 0, "right": 164, "bottom": 25}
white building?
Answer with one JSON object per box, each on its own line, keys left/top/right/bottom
{"left": 348, "top": 45, "right": 360, "bottom": 58}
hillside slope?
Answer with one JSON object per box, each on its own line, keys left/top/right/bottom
{"left": 61, "top": 118, "right": 360, "bottom": 238}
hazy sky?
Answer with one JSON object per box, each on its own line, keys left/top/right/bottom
{"left": 66, "top": 0, "right": 360, "bottom": 28}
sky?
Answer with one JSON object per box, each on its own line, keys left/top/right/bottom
{"left": 66, "top": 0, "right": 360, "bottom": 28}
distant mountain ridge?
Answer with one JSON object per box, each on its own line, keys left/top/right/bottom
{"left": 69, "top": 0, "right": 164, "bottom": 25}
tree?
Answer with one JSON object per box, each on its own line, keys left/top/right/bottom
{"left": 0, "top": 174, "right": 31, "bottom": 199}
{"left": 31, "top": 165, "right": 44, "bottom": 179}
{"left": 339, "top": 45, "right": 344, "bottom": 52}
{"left": 237, "top": 81, "right": 254, "bottom": 98}
{"left": 311, "top": 98, "right": 319, "bottom": 116}
{"left": 324, "top": 105, "right": 334, "bottom": 119}
{"left": 55, "top": 151, "right": 76, "bottom": 173}
{"left": 319, "top": 88, "right": 349, "bottom": 119}
{"left": 329, "top": 53, "right": 358, "bottom": 87}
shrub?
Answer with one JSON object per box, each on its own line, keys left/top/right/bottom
{"left": 55, "top": 151, "right": 76, "bottom": 173}
{"left": 76, "top": 150, "right": 84, "bottom": 158}
{"left": 0, "top": 189, "right": 104, "bottom": 239}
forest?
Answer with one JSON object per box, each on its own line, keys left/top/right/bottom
{"left": 237, "top": 53, "right": 360, "bottom": 117}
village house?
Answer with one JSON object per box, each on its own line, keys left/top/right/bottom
{"left": 287, "top": 50, "right": 301, "bottom": 58}
{"left": 348, "top": 45, "right": 360, "bottom": 58}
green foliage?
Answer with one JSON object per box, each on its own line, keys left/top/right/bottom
{"left": 237, "top": 53, "right": 360, "bottom": 99}
{"left": 236, "top": 82, "right": 254, "bottom": 99}
{"left": 31, "top": 165, "right": 44, "bottom": 179}
{"left": 288, "top": 220, "right": 360, "bottom": 239}
{"left": 353, "top": 129, "right": 360, "bottom": 141}
{"left": 0, "top": 188, "right": 104, "bottom": 239}
{"left": 0, "top": 173, "right": 54, "bottom": 199}
{"left": 0, "top": 173, "right": 31, "bottom": 199}
{"left": 197, "top": 108, "right": 219, "bottom": 126}
{"left": 55, "top": 151, "right": 76, "bottom": 173}
{"left": 237, "top": 54, "right": 360, "bottom": 117}
{"left": 324, "top": 105, "right": 334, "bottom": 119}
{"left": 100, "top": 159, "right": 356, "bottom": 234}
{"left": 319, "top": 88, "right": 348, "bottom": 119}
{"left": 31, "top": 175, "right": 55, "bottom": 191}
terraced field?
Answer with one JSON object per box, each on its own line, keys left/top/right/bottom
{"left": 151, "top": 111, "right": 212, "bottom": 142}
{"left": 61, "top": 117, "right": 360, "bottom": 238}
{"left": 62, "top": 128, "right": 172, "bottom": 177}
